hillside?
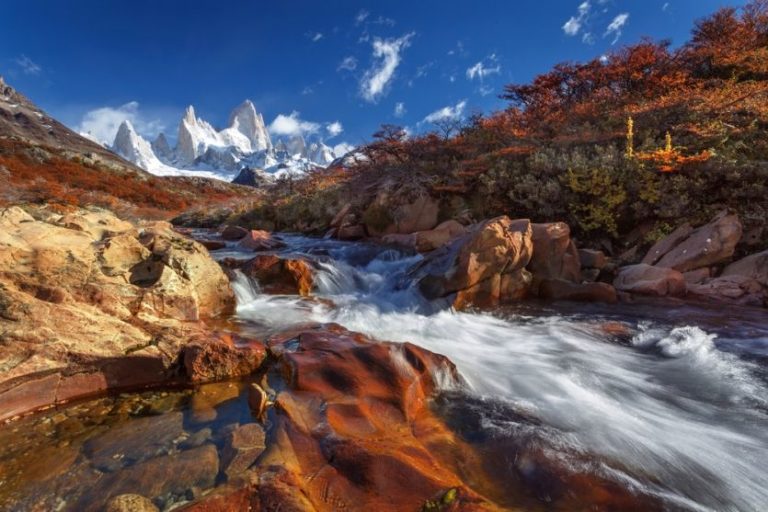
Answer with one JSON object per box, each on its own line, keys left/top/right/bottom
{"left": 0, "top": 76, "right": 255, "bottom": 219}
{"left": 181, "top": 1, "right": 768, "bottom": 258}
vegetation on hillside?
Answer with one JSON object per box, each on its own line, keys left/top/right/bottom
{"left": 199, "top": 0, "right": 767, "bottom": 254}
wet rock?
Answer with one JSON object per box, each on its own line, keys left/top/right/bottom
{"left": 256, "top": 324, "right": 497, "bottom": 511}
{"left": 199, "top": 239, "right": 226, "bottom": 251}
{"left": 106, "top": 494, "right": 159, "bottom": 512}
{"left": 687, "top": 275, "right": 766, "bottom": 307}
{"left": 539, "top": 279, "right": 618, "bottom": 303}
{"left": 221, "top": 423, "right": 266, "bottom": 478}
{"left": 83, "top": 411, "right": 185, "bottom": 471}
{"left": 412, "top": 216, "right": 533, "bottom": 308}
{"left": 330, "top": 202, "right": 353, "bottom": 228}
{"left": 652, "top": 211, "right": 742, "bottom": 272}
{"left": 578, "top": 249, "right": 607, "bottom": 270}
{"left": 247, "top": 383, "right": 269, "bottom": 420}
{"left": 613, "top": 264, "right": 686, "bottom": 297}
{"left": 84, "top": 444, "right": 219, "bottom": 510}
{"left": 189, "top": 382, "right": 242, "bottom": 424}
{"left": 237, "top": 230, "right": 286, "bottom": 251}
{"left": 220, "top": 225, "right": 249, "bottom": 241}
{"left": 528, "top": 222, "right": 581, "bottom": 286}
{"left": 183, "top": 334, "right": 267, "bottom": 383}
{"left": 722, "top": 249, "right": 768, "bottom": 287}
{"left": 180, "top": 428, "right": 213, "bottom": 450}
{"left": 240, "top": 254, "right": 315, "bottom": 296}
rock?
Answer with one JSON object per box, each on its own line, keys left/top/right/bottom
{"left": 221, "top": 225, "right": 249, "bottom": 241}
{"left": 578, "top": 249, "right": 607, "bottom": 269}
{"left": 83, "top": 412, "right": 185, "bottom": 471}
{"left": 687, "top": 275, "right": 766, "bottom": 307}
{"left": 240, "top": 255, "right": 314, "bottom": 296}
{"left": 183, "top": 334, "right": 267, "bottom": 383}
{"left": 581, "top": 268, "right": 601, "bottom": 282}
{"left": 221, "top": 423, "right": 266, "bottom": 478}
{"left": 199, "top": 239, "right": 226, "bottom": 251}
{"left": 683, "top": 267, "right": 711, "bottom": 284}
{"left": 80, "top": 445, "right": 219, "bottom": 510}
{"left": 382, "top": 233, "right": 417, "bottom": 248}
{"left": 189, "top": 382, "right": 242, "bottom": 424}
{"left": 237, "top": 230, "right": 286, "bottom": 251}
{"left": 641, "top": 224, "right": 693, "bottom": 265}
{"left": 232, "top": 167, "right": 273, "bottom": 188}
{"left": 330, "top": 203, "right": 352, "bottom": 228}
{"left": 539, "top": 279, "right": 618, "bottom": 303}
{"left": 613, "top": 264, "right": 686, "bottom": 297}
{"left": 412, "top": 216, "right": 533, "bottom": 308}
{"left": 652, "top": 211, "right": 742, "bottom": 272}
{"left": 106, "top": 494, "right": 159, "bottom": 512}
{"left": 722, "top": 249, "right": 768, "bottom": 287}
{"left": 365, "top": 195, "right": 440, "bottom": 236}
{"left": 247, "top": 383, "right": 269, "bottom": 420}
{"left": 336, "top": 224, "right": 367, "bottom": 240}
{"left": 414, "top": 220, "right": 468, "bottom": 253}
{"left": 257, "top": 324, "right": 497, "bottom": 511}
{"left": 0, "top": 206, "right": 237, "bottom": 421}
{"left": 528, "top": 222, "right": 581, "bottom": 288}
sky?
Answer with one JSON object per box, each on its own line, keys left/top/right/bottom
{"left": 0, "top": 0, "right": 746, "bottom": 151}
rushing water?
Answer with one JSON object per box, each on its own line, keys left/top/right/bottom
{"left": 228, "top": 235, "right": 768, "bottom": 512}
{"left": 1, "top": 234, "right": 767, "bottom": 511}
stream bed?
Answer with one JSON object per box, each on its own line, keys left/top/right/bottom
{"left": 1, "top": 234, "right": 767, "bottom": 511}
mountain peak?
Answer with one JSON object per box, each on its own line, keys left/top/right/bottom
{"left": 183, "top": 105, "right": 197, "bottom": 125}
{"left": 228, "top": 99, "right": 271, "bottom": 152}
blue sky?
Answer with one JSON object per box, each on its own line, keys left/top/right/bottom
{"left": 0, "top": 0, "right": 745, "bottom": 150}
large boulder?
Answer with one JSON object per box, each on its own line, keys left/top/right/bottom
{"left": 539, "top": 279, "right": 618, "bottom": 303}
{"left": 411, "top": 216, "right": 533, "bottom": 308}
{"left": 721, "top": 249, "right": 768, "bottom": 287}
{"left": 528, "top": 222, "right": 581, "bottom": 290}
{"left": 183, "top": 334, "right": 267, "bottom": 383}
{"left": 613, "top": 264, "right": 686, "bottom": 297}
{"left": 240, "top": 255, "right": 315, "bottom": 296}
{"left": 651, "top": 211, "right": 742, "bottom": 272}
{"left": 0, "top": 206, "right": 237, "bottom": 421}
{"left": 415, "top": 220, "right": 468, "bottom": 253}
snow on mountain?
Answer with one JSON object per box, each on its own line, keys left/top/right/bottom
{"left": 112, "top": 100, "right": 347, "bottom": 183}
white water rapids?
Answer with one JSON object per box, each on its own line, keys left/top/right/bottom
{"left": 227, "top": 236, "right": 768, "bottom": 512}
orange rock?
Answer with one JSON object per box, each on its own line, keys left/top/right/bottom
{"left": 241, "top": 255, "right": 315, "bottom": 296}
{"left": 614, "top": 264, "right": 687, "bottom": 297}
{"left": 528, "top": 222, "right": 581, "bottom": 289}
{"left": 183, "top": 334, "right": 267, "bottom": 383}
{"left": 237, "top": 230, "right": 286, "bottom": 251}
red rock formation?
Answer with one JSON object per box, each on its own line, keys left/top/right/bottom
{"left": 240, "top": 255, "right": 315, "bottom": 296}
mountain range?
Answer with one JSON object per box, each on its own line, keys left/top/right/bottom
{"left": 96, "top": 100, "right": 343, "bottom": 182}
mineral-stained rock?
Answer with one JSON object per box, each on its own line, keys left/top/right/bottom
{"left": 221, "top": 423, "right": 266, "bottom": 478}
{"left": 613, "top": 264, "right": 687, "bottom": 297}
{"left": 414, "top": 220, "right": 468, "bottom": 253}
{"left": 652, "top": 211, "right": 742, "bottom": 272}
{"left": 412, "top": 216, "right": 533, "bottom": 308}
{"left": 240, "top": 254, "right": 315, "bottom": 296}
{"left": 183, "top": 334, "right": 267, "bottom": 383}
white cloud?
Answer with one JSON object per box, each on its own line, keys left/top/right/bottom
{"left": 423, "top": 100, "right": 467, "bottom": 124}
{"left": 466, "top": 58, "right": 501, "bottom": 81}
{"left": 77, "top": 101, "right": 166, "bottom": 145}
{"left": 355, "top": 10, "right": 369, "bottom": 25}
{"left": 599, "top": 54, "right": 609, "bottom": 64}
{"left": 268, "top": 111, "right": 320, "bottom": 137}
{"left": 326, "top": 121, "right": 343, "bottom": 138}
{"left": 394, "top": 102, "right": 406, "bottom": 118}
{"left": 605, "top": 13, "right": 629, "bottom": 44}
{"left": 478, "top": 85, "right": 494, "bottom": 97}
{"left": 662, "top": 2, "right": 670, "bottom": 11}
{"left": 359, "top": 32, "right": 414, "bottom": 103}
{"left": 562, "top": 1, "right": 591, "bottom": 36}
{"left": 15, "top": 55, "right": 41, "bottom": 75}
{"left": 338, "top": 56, "right": 358, "bottom": 71}
{"left": 311, "top": 32, "right": 323, "bottom": 42}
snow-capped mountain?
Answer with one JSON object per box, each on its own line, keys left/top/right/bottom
{"left": 110, "top": 100, "right": 343, "bottom": 182}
